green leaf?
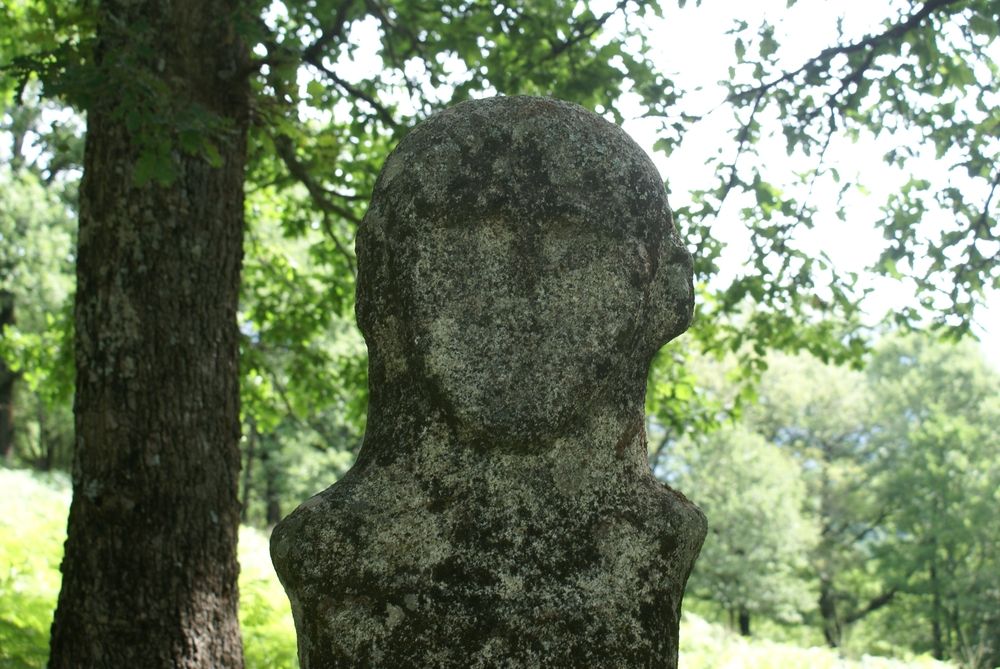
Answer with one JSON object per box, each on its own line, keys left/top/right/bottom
{"left": 203, "top": 141, "right": 223, "bottom": 168}
{"left": 133, "top": 148, "right": 176, "bottom": 186}
{"left": 968, "top": 14, "right": 997, "bottom": 38}
{"left": 760, "top": 31, "right": 778, "bottom": 59}
{"left": 306, "top": 80, "right": 325, "bottom": 100}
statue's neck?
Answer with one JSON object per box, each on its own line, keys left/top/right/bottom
{"left": 357, "top": 391, "right": 652, "bottom": 483}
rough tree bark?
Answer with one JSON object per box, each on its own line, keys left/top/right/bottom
{"left": 48, "top": 1, "right": 249, "bottom": 667}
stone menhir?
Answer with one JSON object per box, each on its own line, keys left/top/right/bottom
{"left": 270, "top": 95, "right": 707, "bottom": 668}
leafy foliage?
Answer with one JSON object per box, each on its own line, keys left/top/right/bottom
{"left": 3, "top": 0, "right": 996, "bottom": 462}
{"left": 670, "top": 425, "right": 818, "bottom": 628}
{"left": 745, "top": 353, "right": 893, "bottom": 647}
{"left": 707, "top": 0, "right": 999, "bottom": 334}
{"left": 0, "top": 164, "right": 75, "bottom": 468}
{"left": 868, "top": 335, "right": 1000, "bottom": 666}
{"left": 0, "top": 168, "right": 75, "bottom": 400}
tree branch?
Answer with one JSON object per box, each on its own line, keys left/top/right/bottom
{"left": 974, "top": 165, "right": 1000, "bottom": 237}
{"left": 844, "top": 588, "right": 898, "bottom": 625}
{"left": 547, "top": 0, "right": 630, "bottom": 61}
{"left": 363, "top": 0, "right": 427, "bottom": 97}
{"left": 792, "top": 111, "right": 837, "bottom": 222}
{"left": 302, "top": 0, "right": 355, "bottom": 64}
{"left": 302, "top": 54, "right": 401, "bottom": 130}
{"left": 718, "top": 90, "right": 764, "bottom": 204}
{"left": 273, "top": 135, "right": 361, "bottom": 222}
{"left": 730, "top": 0, "right": 966, "bottom": 102}
{"left": 273, "top": 134, "right": 360, "bottom": 274}
{"left": 254, "top": 348, "right": 346, "bottom": 448}
{"left": 245, "top": 0, "right": 355, "bottom": 75}
{"left": 850, "top": 510, "right": 890, "bottom": 544}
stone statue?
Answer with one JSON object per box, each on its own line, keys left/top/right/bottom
{"left": 271, "top": 95, "right": 706, "bottom": 668}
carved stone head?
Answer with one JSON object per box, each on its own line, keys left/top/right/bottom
{"left": 355, "top": 97, "right": 692, "bottom": 446}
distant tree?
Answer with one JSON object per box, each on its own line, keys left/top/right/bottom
{"left": 0, "top": 166, "right": 75, "bottom": 467}
{"left": 745, "top": 353, "right": 894, "bottom": 647}
{"left": 869, "top": 335, "right": 1000, "bottom": 667}
{"left": 668, "top": 425, "right": 818, "bottom": 636}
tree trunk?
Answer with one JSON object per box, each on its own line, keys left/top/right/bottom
{"left": 738, "top": 607, "right": 751, "bottom": 637}
{"left": 0, "top": 293, "right": 15, "bottom": 461}
{"left": 241, "top": 420, "right": 257, "bottom": 523}
{"left": 38, "top": 404, "right": 54, "bottom": 472}
{"left": 931, "top": 562, "right": 944, "bottom": 660}
{"left": 819, "top": 577, "right": 841, "bottom": 647}
{"left": 266, "top": 484, "right": 282, "bottom": 526}
{"left": 264, "top": 448, "right": 282, "bottom": 526}
{"left": 48, "top": 1, "right": 249, "bottom": 666}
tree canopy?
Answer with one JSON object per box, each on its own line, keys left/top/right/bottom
{"left": 2, "top": 0, "right": 997, "bottom": 560}
{"left": 657, "top": 339, "right": 1000, "bottom": 665}
{"left": 3, "top": 0, "right": 997, "bottom": 436}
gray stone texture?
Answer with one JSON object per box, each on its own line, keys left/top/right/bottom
{"left": 271, "top": 95, "right": 706, "bottom": 668}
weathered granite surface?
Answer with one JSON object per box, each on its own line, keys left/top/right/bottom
{"left": 271, "top": 95, "right": 706, "bottom": 668}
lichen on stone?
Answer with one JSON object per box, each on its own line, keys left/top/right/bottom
{"left": 271, "top": 95, "right": 706, "bottom": 668}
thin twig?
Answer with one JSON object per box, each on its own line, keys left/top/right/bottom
{"left": 273, "top": 133, "right": 360, "bottom": 275}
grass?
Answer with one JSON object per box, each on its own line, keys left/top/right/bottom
{"left": 0, "top": 467, "right": 952, "bottom": 669}
{"left": 680, "top": 613, "right": 950, "bottom": 669}
{"left": 0, "top": 468, "right": 295, "bottom": 669}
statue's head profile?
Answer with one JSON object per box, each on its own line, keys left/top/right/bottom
{"left": 355, "top": 96, "right": 693, "bottom": 446}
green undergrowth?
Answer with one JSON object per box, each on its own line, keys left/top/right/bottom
{"left": 680, "top": 612, "right": 950, "bottom": 669}
{"left": 1, "top": 467, "right": 952, "bottom": 669}
{"left": 0, "top": 467, "right": 295, "bottom": 669}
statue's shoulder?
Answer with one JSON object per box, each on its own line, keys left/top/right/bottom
{"left": 269, "top": 473, "right": 372, "bottom": 588}
{"left": 635, "top": 474, "right": 708, "bottom": 563}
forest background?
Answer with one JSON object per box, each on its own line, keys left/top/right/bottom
{"left": 0, "top": 0, "right": 998, "bottom": 667}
